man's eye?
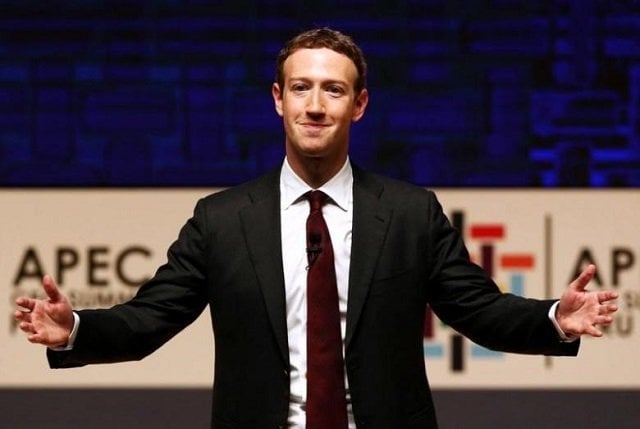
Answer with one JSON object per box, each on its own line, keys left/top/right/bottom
{"left": 327, "top": 86, "right": 343, "bottom": 95}
{"left": 292, "top": 84, "right": 307, "bottom": 92}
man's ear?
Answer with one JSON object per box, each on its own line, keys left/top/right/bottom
{"left": 272, "top": 82, "right": 284, "bottom": 117}
{"left": 352, "top": 88, "right": 369, "bottom": 122}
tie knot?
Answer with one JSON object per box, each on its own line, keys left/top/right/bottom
{"left": 307, "top": 190, "right": 328, "bottom": 212}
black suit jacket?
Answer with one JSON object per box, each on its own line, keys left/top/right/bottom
{"left": 49, "top": 165, "right": 579, "bottom": 428}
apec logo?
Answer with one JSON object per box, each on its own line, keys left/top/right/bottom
{"left": 8, "top": 244, "right": 153, "bottom": 335}
{"left": 423, "top": 206, "right": 638, "bottom": 373}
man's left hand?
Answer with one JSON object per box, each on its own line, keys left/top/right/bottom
{"left": 557, "top": 264, "right": 619, "bottom": 338}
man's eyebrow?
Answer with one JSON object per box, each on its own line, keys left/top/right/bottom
{"left": 288, "top": 77, "right": 349, "bottom": 86}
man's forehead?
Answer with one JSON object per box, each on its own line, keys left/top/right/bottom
{"left": 283, "top": 48, "right": 357, "bottom": 77}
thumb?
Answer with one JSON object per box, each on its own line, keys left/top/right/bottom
{"left": 571, "top": 264, "right": 596, "bottom": 292}
{"left": 42, "top": 275, "right": 62, "bottom": 302}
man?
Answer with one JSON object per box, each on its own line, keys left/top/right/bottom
{"left": 15, "top": 28, "right": 618, "bottom": 428}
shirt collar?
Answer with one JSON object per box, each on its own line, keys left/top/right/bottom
{"left": 280, "top": 157, "right": 353, "bottom": 211}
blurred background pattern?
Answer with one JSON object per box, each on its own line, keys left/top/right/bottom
{"left": 1, "top": 0, "right": 639, "bottom": 187}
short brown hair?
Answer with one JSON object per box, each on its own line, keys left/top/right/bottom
{"left": 275, "top": 27, "right": 368, "bottom": 94}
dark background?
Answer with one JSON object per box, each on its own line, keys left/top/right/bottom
{"left": 1, "top": 0, "right": 639, "bottom": 187}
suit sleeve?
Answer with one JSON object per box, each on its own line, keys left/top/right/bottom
{"left": 48, "top": 199, "right": 210, "bottom": 368}
{"left": 423, "top": 192, "right": 579, "bottom": 356}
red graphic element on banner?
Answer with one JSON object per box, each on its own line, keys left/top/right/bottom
{"left": 470, "top": 224, "right": 505, "bottom": 239}
{"left": 501, "top": 254, "right": 535, "bottom": 269}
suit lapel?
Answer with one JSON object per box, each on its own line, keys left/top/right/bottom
{"left": 236, "top": 166, "right": 392, "bottom": 360}
{"left": 345, "top": 167, "right": 392, "bottom": 350}
{"left": 239, "top": 169, "right": 289, "bottom": 365}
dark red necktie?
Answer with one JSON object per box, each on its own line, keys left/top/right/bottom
{"left": 305, "top": 190, "right": 348, "bottom": 429}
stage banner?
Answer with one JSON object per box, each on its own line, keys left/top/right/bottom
{"left": 1, "top": 189, "right": 638, "bottom": 388}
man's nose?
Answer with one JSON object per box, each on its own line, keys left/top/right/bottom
{"left": 306, "top": 89, "right": 325, "bottom": 114}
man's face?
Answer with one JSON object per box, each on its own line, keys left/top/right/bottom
{"left": 272, "top": 48, "right": 368, "bottom": 170}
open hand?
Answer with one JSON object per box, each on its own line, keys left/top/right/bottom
{"left": 557, "top": 264, "right": 618, "bottom": 338}
{"left": 14, "top": 275, "right": 74, "bottom": 347}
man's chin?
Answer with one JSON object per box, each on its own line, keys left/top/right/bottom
{"left": 293, "top": 144, "right": 331, "bottom": 159}
{"left": 286, "top": 140, "right": 346, "bottom": 164}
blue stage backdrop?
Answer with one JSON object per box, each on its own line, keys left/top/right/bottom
{"left": 1, "top": 0, "right": 639, "bottom": 187}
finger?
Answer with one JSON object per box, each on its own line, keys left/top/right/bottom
{"left": 598, "top": 315, "right": 614, "bottom": 325}
{"left": 19, "top": 321, "right": 36, "bottom": 334}
{"left": 601, "top": 303, "right": 618, "bottom": 315}
{"left": 27, "top": 333, "right": 46, "bottom": 344}
{"left": 586, "top": 327, "right": 603, "bottom": 337}
{"left": 14, "top": 310, "right": 31, "bottom": 323}
{"left": 597, "top": 290, "right": 619, "bottom": 303}
{"left": 571, "top": 264, "right": 596, "bottom": 292}
{"left": 15, "top": 297, "right": 35, "bottom": 311}
{"left": 27, "top": 332, "right": 60, "bottom": 347}
{"left": 582, "top": 320, "right": 606, "bottom": 337}
{"left": 42, "top": 275, "right": 61, "bottom": 302}
{"left": 587, "top": 316, "right": 614, "bottom": 336}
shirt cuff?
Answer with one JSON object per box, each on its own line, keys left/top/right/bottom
{"left": 49, "top": 311, "right": 80, "bottom": 351}
{"left": 548, "top": 301, "right": 578, "bottom": 343}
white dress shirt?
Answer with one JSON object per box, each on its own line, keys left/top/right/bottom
{"left": 279, "top": 157, "right": 355, "bottom": 428}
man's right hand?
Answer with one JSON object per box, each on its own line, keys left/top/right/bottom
{"left": 14, "top": 275, "right": 74, "bottom": 348}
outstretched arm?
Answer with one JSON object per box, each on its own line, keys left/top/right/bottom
{"left": 556, "top": 264, "right": 618, "bottom": 338}
{"left": 14, "top": 275, "right": 74, "bottom": 348}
